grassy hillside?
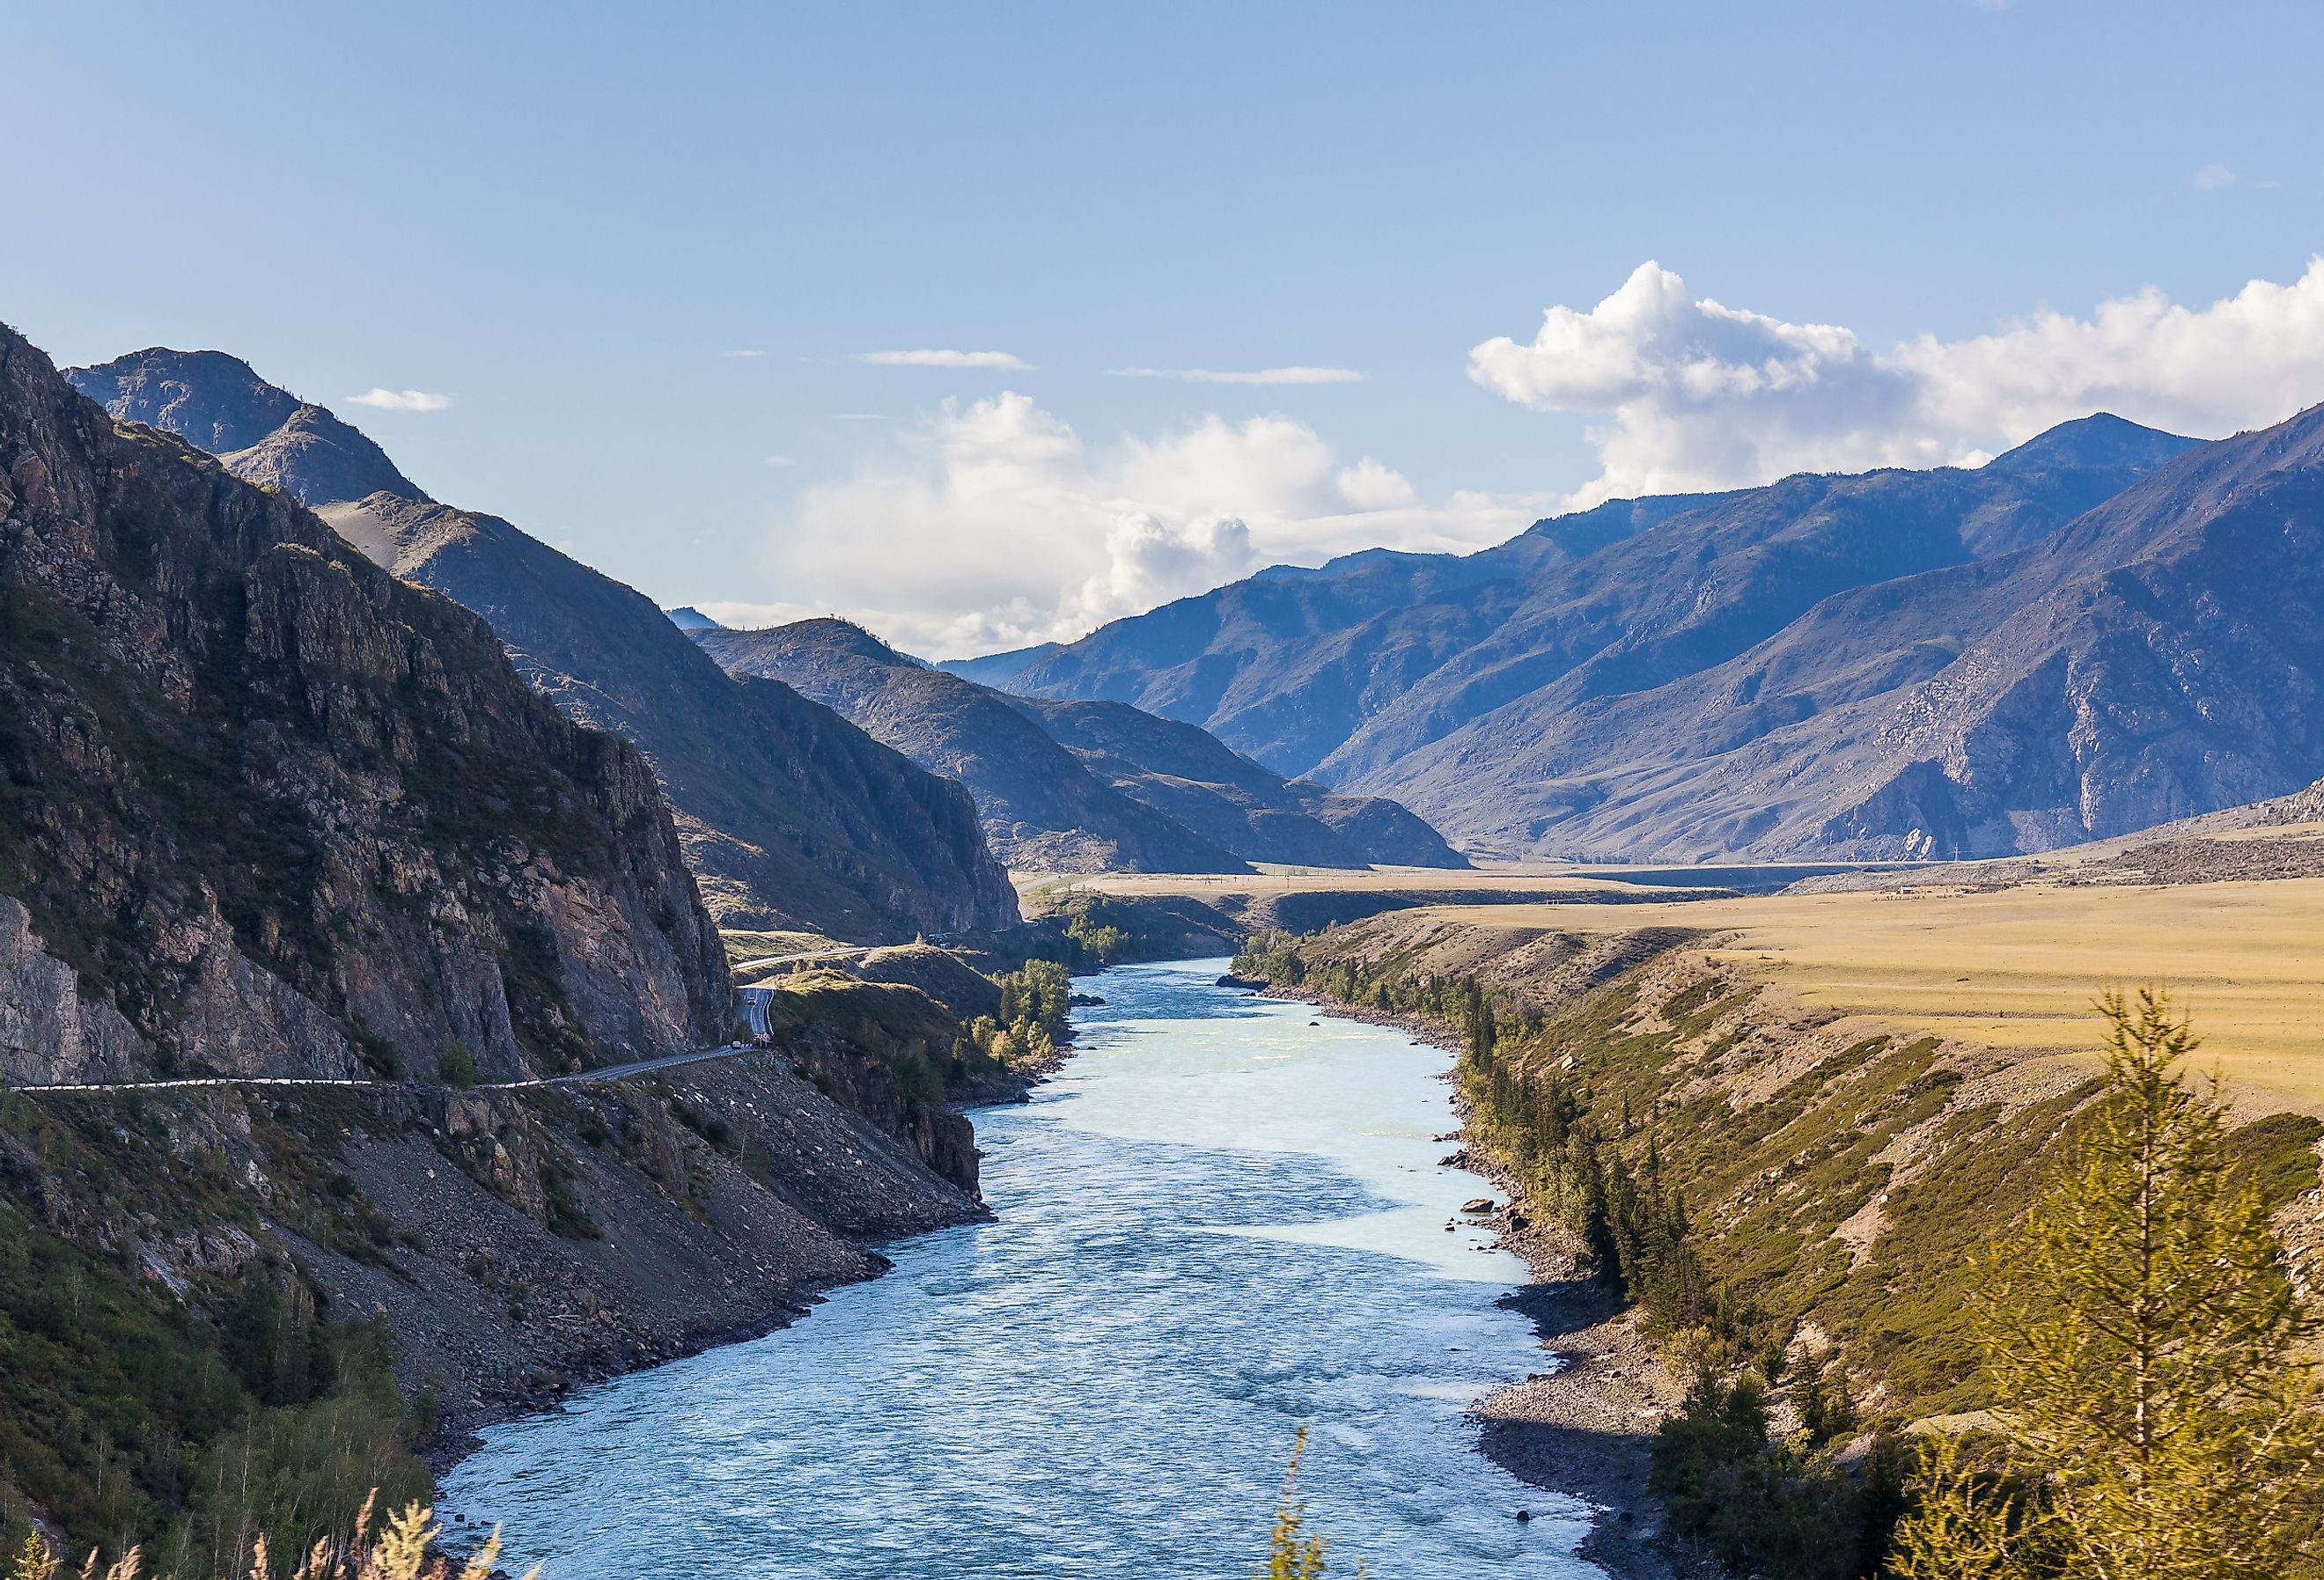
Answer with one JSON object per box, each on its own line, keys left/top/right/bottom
{"left": 1232, "top": 891, "right": 2324, "bottom": 1424}
{"left": 1382, "top": 878, "right": 2324, "bottom": 1109}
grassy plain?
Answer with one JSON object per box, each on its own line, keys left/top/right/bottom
{"left": 1401, "top": 878, "right": 2324, "bottom": 1112}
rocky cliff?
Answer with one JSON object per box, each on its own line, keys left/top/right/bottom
{"left": 66, "top": 349, "right": 1019, "bottom": 941}
{"left": 2, "top": 326, "right": 729, "bottom": 1084}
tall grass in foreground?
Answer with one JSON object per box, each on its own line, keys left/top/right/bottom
{"left": 25, "top": 1440, "right": 1358, "bottom": 1580}
{"left": 11, "top": 1495, "right": 531, "bottom": 1580}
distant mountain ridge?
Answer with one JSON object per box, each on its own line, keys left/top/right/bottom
{"left": 934, "top": 642, "right": 1060, "bottom": 687}
{"left": 996, "top": 413, "right": 2265, "bottom": 860}
{"left": 697, "top": 619, "right": 1467, "bottom": 872}
{"left": 69, "top": 349, "right": 1019, "bottom": 939}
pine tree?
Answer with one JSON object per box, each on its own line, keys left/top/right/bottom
{"left": 1887, "top": 988, "right": 2324, "bottom": 1578}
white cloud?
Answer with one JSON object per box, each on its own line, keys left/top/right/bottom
{"left": 761, "top": 393, "right": 1535, "bottom": 657}
{"left": 2194, "top": 164, "right": 2237, "bottom": 191}
{"left": 720, "top": 348, "right": 764, "bottom": 358}
{"left": 1107, "top": 365, "right": 1368, "bottom": 386}
{"left": 692, "top": 599, "right": 824, "bottom": 632}
{"left": 1471, "top": 259, "right": 2324, "bottom": 505}
{"left": 856, "top": 349, "right": 1032, "bottom": 370}
{"left": 348, "top": 387, "right": 452, "bottom": 413}
{"left": 762, "top": 454, "right": 798, "bottom": 467}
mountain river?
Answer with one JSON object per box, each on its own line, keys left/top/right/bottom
{"left": 439, "top": 959, "right": 1601, "bottom": 1578}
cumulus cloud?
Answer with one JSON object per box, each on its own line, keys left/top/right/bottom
{"left": 2195, "top": 164, "right": 2237, "bottom": 191}
{"left": 856, "top": 349, "right": 1032, "bottom": 370}
{"left": 1471, "top": 259, "right": 2324, "bottom": 504}
{"left": 1107, "top": 365, "right": 1368, "bottom": 386}
{"left": 758, "top": 393, "right": 1534, "bottom": 657}
{"left": 347, "top": 388, "right": 452, "bottom": 413}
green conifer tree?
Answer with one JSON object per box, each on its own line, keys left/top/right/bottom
{"left": 1888, "top": 988, "right": 2324, "bottom": 1578}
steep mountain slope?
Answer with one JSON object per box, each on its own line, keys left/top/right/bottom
{"left": 1364, "top": 410, "right": 2324, "bottom": 859}
{"left": 1006, "top": 421, "right": 2193, "bottom": 799}
{"left": 698, "top": 621, "right": 1251, "bottom": 873}
{"left": 698, "top": 620, "right": 1463, "bottom": 871}
{"left": 1, "top": 325, "right": 727, "bottom": 1084}
{"left": 1003, "top": 694, "right": 1466, "bottom": 868}
{"left": 1002, "top": 415, "right": 2205, "bottom": 858}
{"left": 322, "top": 495, "right": 1019, "bottom": 934}
{"left": 65, "top": 351, "right": 1019, "bottom": 940}
{"left": 1002, "top": 495, "right": 1725, "bottom": 772}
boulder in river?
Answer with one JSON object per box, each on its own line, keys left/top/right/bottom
{"left": 1459, "top": 1197, "right": 1495, "bottom": 1215}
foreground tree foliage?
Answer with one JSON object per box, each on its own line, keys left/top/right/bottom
{"left": 1888, "top": 988, "right": 2324, "bottom": 1578}
{"left": 957, "top": 958, "right": 1071, "bottom": 1070}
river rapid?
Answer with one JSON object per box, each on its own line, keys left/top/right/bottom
{"left": 439, "top": 959, "right": 1603, "bottom": 1578}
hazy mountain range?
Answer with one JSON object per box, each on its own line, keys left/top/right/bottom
{"left": 982, "top": 409, "right": 2324, "bottom": 861}
{"left": 696, "top": 619, "right": 1466, "bottom": 872}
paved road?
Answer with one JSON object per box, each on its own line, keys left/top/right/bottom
{"left": 729, "top": 944, "right": 877, "bottom": 973}
{"left": 9, "top": 944, "right": 896, "bottom": 1099}
{"left": 7, "top": 1041, "right": 769, "bottom": 1099}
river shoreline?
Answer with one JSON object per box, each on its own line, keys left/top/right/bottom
{"left": 1251, "top": 982, "right": 1698, "bottom": 1580}
{"left": 424, "top": 1040, "right": 1077, "bottom": 1474}
{"left": 439, "top": 968, "right": 1665, "bottom": 1576}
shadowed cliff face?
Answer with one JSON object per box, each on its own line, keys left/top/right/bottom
{"left": 320, "top": 495, "right": 1021, "bottom": 937}
{"left": 66, "top": 349, "right": 1019, "bottom": 940}
{"left": 1, "top": 326, "right": 730, "bottom": 1084}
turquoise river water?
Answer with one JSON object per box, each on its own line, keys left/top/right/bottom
{"left": 439, "top": 959, "right": 1602, "bottom": 1578}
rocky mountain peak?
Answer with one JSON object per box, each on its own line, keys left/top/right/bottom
{"left": 66, "top": 347, "right": 428, "bottom": 506}
{"left": 1986, "top": 412, "right": 2202, "bottom": 475}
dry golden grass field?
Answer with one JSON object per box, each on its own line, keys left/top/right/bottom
{"left": 1405, "top": 878, "right": 2324, "bottom": 1113}
{"left": 1014, "top": 863, "right": 1733, "bottom": 904}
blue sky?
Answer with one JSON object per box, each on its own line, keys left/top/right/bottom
{"left": 11, "top": 1, "right": 2324, "bottom": 654}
